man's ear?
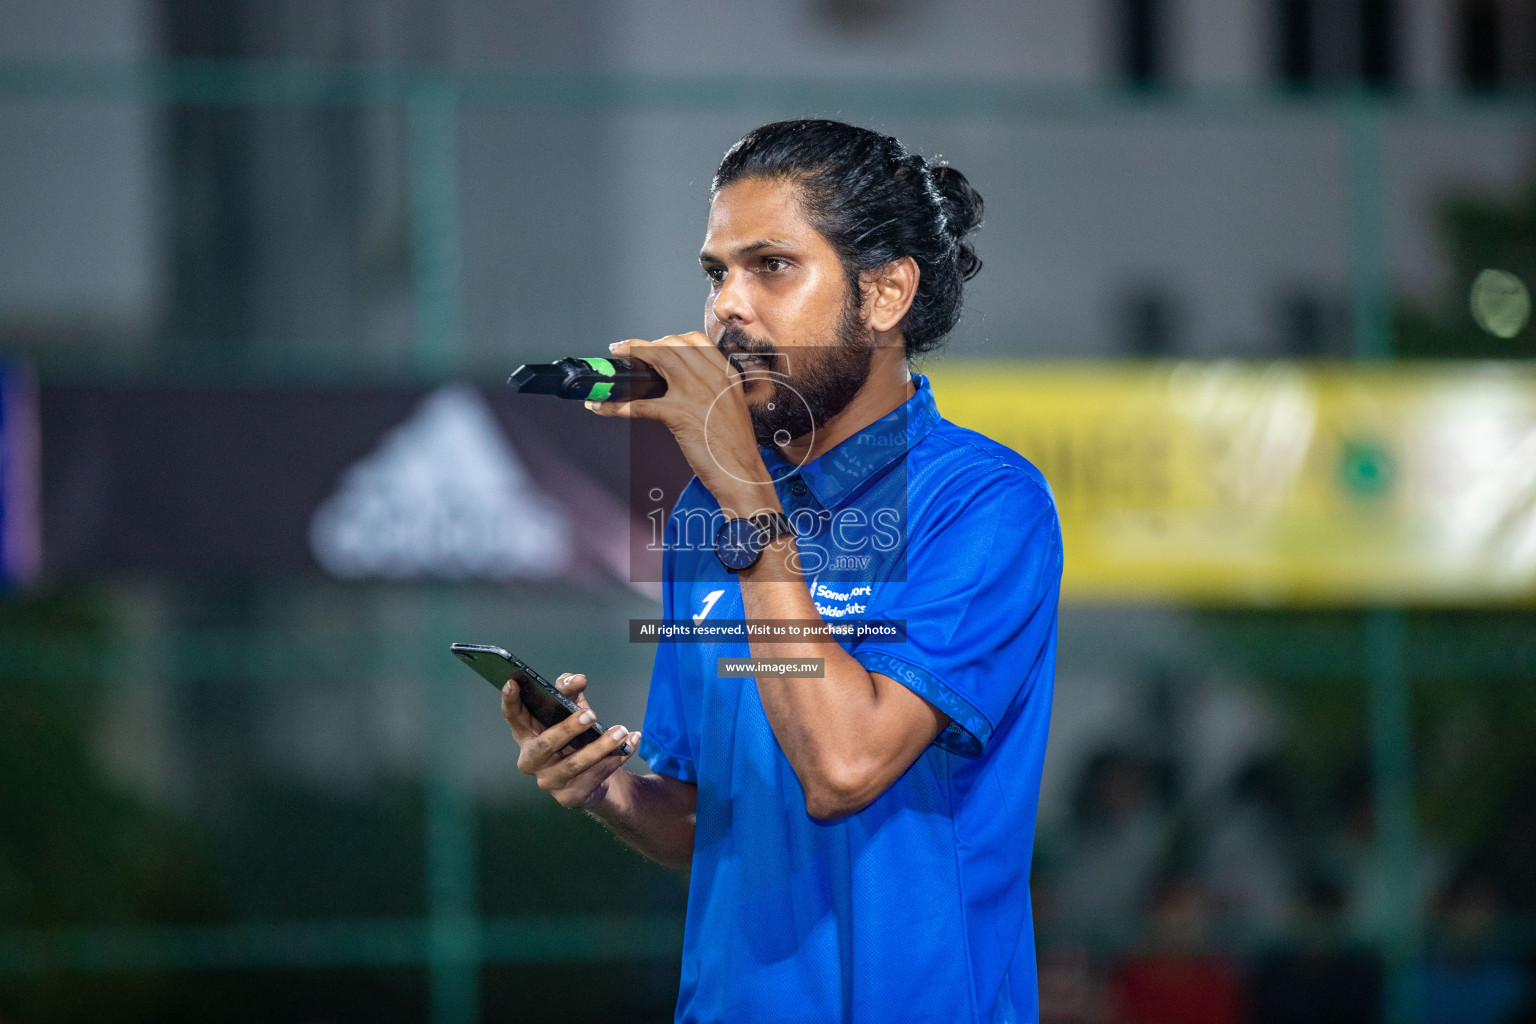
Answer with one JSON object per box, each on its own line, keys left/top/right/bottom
{"left": 861, "top": 257, "right": 919, "bottom": 335}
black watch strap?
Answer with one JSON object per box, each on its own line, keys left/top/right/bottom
{"left": 751, "top": 511, "right": 794, "bottom": 544}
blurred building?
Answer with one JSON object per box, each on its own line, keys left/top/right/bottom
{"left": 2, "top": 7, "right": 1535, "bottom": 1021}
{"left": 2, "top": 0, "right": 1534, "bottom": 374}
{"left": 2, "top": 0, "right": 1534, "bottom": 846}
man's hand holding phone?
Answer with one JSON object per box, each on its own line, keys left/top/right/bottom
{"left": 503, "top": 672, "right": 642, "bottom": 810}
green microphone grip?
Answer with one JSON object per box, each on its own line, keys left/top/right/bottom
{"left": 507, "top": 356, "right": 668, "bottom": 402}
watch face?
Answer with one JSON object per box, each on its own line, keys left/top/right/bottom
{"left": 715, "top": 517, "right": 764, "bottom": 572}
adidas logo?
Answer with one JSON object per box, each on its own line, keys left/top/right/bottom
{"left": 309, "top": 384, "right": 572, "bottom": 579}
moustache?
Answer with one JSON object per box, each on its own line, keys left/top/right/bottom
{"left": 717, "top": 327, "right": 785, "bottom": 375}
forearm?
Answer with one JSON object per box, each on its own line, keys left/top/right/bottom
{"left": 741, "top": 546, "right": 880, "bottom": 761}
{"left": 737, "top": 529, "right": 939, "bottom": 817}
{"left": 586, "top": 768, "right": 697, "bottom": 870}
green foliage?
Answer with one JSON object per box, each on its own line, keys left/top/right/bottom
{"left": 0, "top": 592, "right": 218, "bottom": 1022}
{"left": 0, "top": 594, "right": 215, "bottom": 931}
{"left": 1415, "top": 678, "right": 1536, "bottom": 854}
{"left": 1395, "top": 179, "right": 1536, "bottom": 357}
{"left": 207, "top": 780, "right": 426, "bottom": 919}
{"left": 478, "top": 799, "right": 689, "bottom": 916}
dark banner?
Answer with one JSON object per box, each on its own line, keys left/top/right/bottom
{"left": 39, "top": 382, "right": 690, "bottom": 585}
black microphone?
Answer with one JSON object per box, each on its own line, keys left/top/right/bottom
{"left": 507, "top": 356, "right": 667, "bottom": 402}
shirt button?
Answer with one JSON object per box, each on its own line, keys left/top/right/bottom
{"left": 790, "top": 480, "right": 808, "bottom": 497}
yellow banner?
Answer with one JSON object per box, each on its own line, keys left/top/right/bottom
{"left": 926, "top": 362, "right": 1536, "bottom": 605}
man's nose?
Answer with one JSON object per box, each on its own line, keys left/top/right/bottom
{"left": 711, "top": 270, "right": 750, "bottom": 325}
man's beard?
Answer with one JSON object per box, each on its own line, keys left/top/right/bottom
{"left": 717, "top": 296, "right": 874, "bottom": 450}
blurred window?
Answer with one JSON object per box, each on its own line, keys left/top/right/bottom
{"left": 1274, "top": 0, "right": 1400, "bottom": 88}
{"left": 1275, "top": 288, "right": 1351, "bottom": 357}
{"left": 1122, "top": 287, "right": 1182, "bottom": 357}
{"left": 1457, "top": 0, "right": 1536, "bottom": 89}
{"left": 159, "top": 0, "right": 255, "bottom": 348}
{"left": 1459, "top": 0, "right": 1504, "bottom": 87}
{"left": 1278, "top": 0, "right": 1315, "bottom": 83}
{"left": 1116, "top": 0, "right": 1168, "bottom": 87}
{"left": 815, "top": 0, "right": 912, "bottom": 32}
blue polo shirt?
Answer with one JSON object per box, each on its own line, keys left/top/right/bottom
{"left": 639, "top": 373, "right": 1061, "bottom": 1024}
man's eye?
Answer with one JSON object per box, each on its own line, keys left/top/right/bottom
{"left": 703, "top": 267, "right": 725, "bottom": 284}
{"left": 763, "top": 258, "right": 787, "bottom": 272}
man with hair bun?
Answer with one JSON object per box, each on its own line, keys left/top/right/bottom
{"left": 502, "top": 119, "right": 1061, "bottom": 1023}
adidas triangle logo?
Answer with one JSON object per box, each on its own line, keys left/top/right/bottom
{"left": 309, "top": 384, "right": 572, "bottom": 579}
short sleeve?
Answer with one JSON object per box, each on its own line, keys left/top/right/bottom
{"left": 639, "top": 492, "right": 700, "bottom": 783}
{"left": 852, "top": 469, "right": 1061, "bottom": 758}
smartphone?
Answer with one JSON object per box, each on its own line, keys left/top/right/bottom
{"left": 450, "top": 643, "right": 631, "bottom": 757}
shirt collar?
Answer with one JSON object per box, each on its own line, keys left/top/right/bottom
{"left": 760, "top": 373, "right": 941, "bottom": 512}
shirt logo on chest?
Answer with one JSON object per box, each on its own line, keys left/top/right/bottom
{"left": 811, "top": 579, "right": 873, "bottom": 618}
{"left": 693, "top": 588, "right": 726, "bottom": 624}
